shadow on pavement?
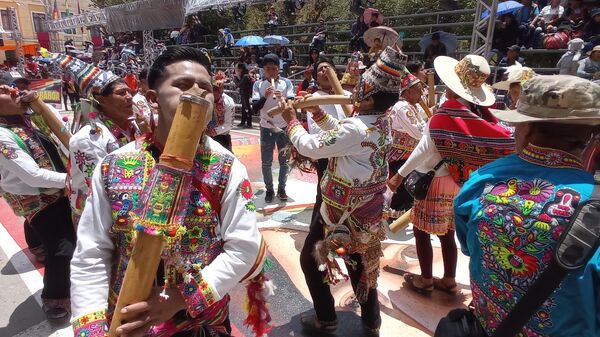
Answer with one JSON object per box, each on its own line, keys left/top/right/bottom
{"left": 1, "top": 250, "right": 38, "bottom": 275}
{"left": 267, "top": 311, "right": 368, "bottom": 337}
{"left": 0, "top": 292, "right": 46, "bottom": 337}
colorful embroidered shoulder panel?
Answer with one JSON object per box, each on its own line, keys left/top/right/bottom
{"left": 519, "top": 144, "right": 583, "bottom": 170}
{"left": 473, "top": 177, "right": 582, "bottom": 336}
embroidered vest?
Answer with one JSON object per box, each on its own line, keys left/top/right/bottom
{"left": 100, "top": 145, "right": 234, "bottom": 319}
{"left": 389, "top": 130, "right": 419, "bottom": 162}
{"left": 320, "top": 114, "right": 390, "bottom": 251}
{"left": 0, "top": 116, "right": 62, "bottom": 220}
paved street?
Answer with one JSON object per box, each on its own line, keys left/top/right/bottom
{"left": 0, "top": 125, "right": 472, "bottom": 337}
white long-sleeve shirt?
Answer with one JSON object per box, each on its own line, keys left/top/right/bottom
{"left": 0, "top": 127, "right": 65, "bottom": 195}
{"left": 397, "top": 124, "right": 449, "bottom": 177}
{"left": 252, "top": 77, "right": 295, "bottom": 129}
{"left": 210, "top": 93, "right": 235, "bottom": 136}
{"left": 68, "top": 121, "right": 130, "bottom": 220}
{"left": 70, "top": 138, "right": 264, "bottom": 334}
{"left": 306, "top": 90, "right": 350, "bottom": 134}
{"left": 389, "top": 98, "right": 428, "bottom": 162}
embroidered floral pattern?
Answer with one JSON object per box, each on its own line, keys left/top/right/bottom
{"left": 72, "top": 309, "right": 108, "bottom": 337}
{"left": 519, "top": 144, "right": 583, "bottom": 170}
{"left": 475, "top": 177, "right": 581, "bottom": 336}
{"left": 454, "top": 57, "right": 488, "bottom": 89}
{"left": 100, "top": 144, "right": 235, "bottom": 329}
{"left": 0, "top": 142, "right": 17, "bottom": 159}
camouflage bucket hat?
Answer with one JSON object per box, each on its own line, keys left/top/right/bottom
{"left": 491, "top": 75, "right": 600, "bottom": 124}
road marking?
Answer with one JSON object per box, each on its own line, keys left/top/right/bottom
{"left": 0, "top": 221, "right": 43, "bottom": 307}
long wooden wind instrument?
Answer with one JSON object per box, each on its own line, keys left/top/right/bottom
{"left": 325, "top": 67, "right": 354, "bottom": 117}
{"left": 267, "top": 95, "right": 351, "bottom": 117}
{"left": 29, "top": 94, "right": 71, "bottom": 149}
{"left": 108, "top": 85, "right": 211, "bottom": 336}
{"left": 427, "top": 72, "right": 436, "bottom": 108}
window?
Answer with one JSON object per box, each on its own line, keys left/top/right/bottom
{"left": 1, "top": 9, "right": 15, "bottom": 31}
{"left": 32, "top": 12, "right": 46, "bottom": 32}
{"left": 61, "top": 12, "right": 75, "bottom": 34}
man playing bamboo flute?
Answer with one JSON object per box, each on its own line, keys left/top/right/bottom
{"left": 70, "top": 47, "right": 267, "bottom": 337}
{"left": 52, "top": 54, "right": 140, "bottom": 226}
{"left": 279, "top": 46, "right": 409, "bottom": 336}
{"left": 0, "top": 84, "right": 75, "bottom": 320}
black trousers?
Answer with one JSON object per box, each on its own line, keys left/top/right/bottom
{"left": 29, "top": 196, "right": 76, "bottom": 299}
{"left": 212, "top": 134, "right": 232, "bottom": 152}
{"left": 388, "top": 159, "right": 414, "bottom": 212}
{"left": 240, "top": 94, "right": 252, "bottom": 127}
{"left": 299, "top": 159, "right": 381, "bottom": 328}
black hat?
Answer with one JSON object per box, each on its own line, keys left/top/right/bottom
{"left": 591, "top": 8, "right": 600, "bottom": 18}
{"left": 432, "top": 32, "right": 441, "bottom": 40}
{"left": 262, "top": 53, "right": 280, "bottom": 67}
{"left": 507, "top": 45, "right": 521, "bottom": 52}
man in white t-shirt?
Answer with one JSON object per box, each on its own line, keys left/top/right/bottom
{"left": 251, "top": 54, "right": 295, "bottom": 203}
{"left": 531, "top": 0, "right": 564, "bottom": 29}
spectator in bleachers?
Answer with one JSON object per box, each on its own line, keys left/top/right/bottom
{"left": 528, "top": 0, "right": 565, "bottom": 47}
{"left": 369, "top": 12, "right": 381, "bottom": 28}
{"left": 265, "top": 5, "right": 279, "bottom": 35}
{"left": 577, "top": 45, "right": 600, "bottom": 81}
{"left": 516, "top": 0, "right": 540, "bottom": 46}
{"left": 350, "top": 15, "right": 368, "bottom": 52}
{"left": 493, "top": 14, "right": 520, "bottom": 53}
{"left": 311, "top": 19, "right": 328, "bottom": 52}
{"left": 423, "top": 32, "right": 447, "bottom": 68}
{"left": 407, "top": 60, "right": 428, "bottom": 82}
{"left": 368, "top": 38, "right": 384, "bottom": 63}
{"left": 557, "top": 38, "right": 585, "bottom": 74}
{"left": 297, "top": 65, "right": 313, "bottom": 95}
{"left": 582, "top": 8, "right": 600, "bottom": 48}
{"left": 309, "top": 48, "right": 320, "bottom": 65}
{"left": 278, "top": 45, "right": 294, "bottom": 76}
{"left": 564, "top": 0, "right": 588, "bottom": 33}
{"left": 498, "top": 45, "right": 526, "bottom": 67}
{"left": 239, "top": 47, "right": 252, "bottom": 64}
{"left": 218, "top": 28, "right": 234, "bottom": 57}
{"left": 169, "top": 29, "right": 180, "bottom": 44}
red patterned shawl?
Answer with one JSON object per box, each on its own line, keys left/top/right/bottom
{"left": 429, "top": 99, "right": 515, "bottom": 186}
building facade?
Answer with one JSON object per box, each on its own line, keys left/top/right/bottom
{"left": 0, "top": 0, "right": 96, "bottom": 64}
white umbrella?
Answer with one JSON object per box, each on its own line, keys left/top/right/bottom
{"left": 363, "top": 26, "right": 399, "bottom": 48}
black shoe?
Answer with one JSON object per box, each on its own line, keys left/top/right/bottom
{"left": 245, "top": 124, "right": 252, "bottom": 129}
{"left": 363, "top": 324, "right": 380, "bottom": 337}
{"left": 277, "top": 189, "right": 288, "bottom": 201}
{"left": 237, "top": 123, "right": 244, "bottom": 127}
{"left": 265, "top": 190, "right": 274, "bottom": 203}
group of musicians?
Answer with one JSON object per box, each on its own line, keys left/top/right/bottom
{"left": 4, "top": 41, "right": 591, "bottom": 337}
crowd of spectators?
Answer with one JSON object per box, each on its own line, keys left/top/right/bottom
{"left": 493, "top": 0, "right": 599, "bottom": 52}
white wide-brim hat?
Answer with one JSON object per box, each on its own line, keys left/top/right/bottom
{"left": 434, "top": 55, "right": 495, "bottom": 106}
{"left": 492, "top": 65, "right": 536, "bottom": 91}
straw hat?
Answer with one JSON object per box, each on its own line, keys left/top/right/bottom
{"left": 492, "top": 65, "right": 536, "bottom": 91}
{"left": 588, "top": 45, "right": 600, "bottom": 57}
{"left": 434, "top": 55, "right": 495, "bottom": 106}
{"left": 490, "top": 75, "right": 600, "bottom": 125}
